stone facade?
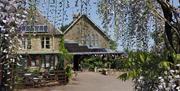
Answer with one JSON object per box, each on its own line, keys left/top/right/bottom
{"left": 16, "top": 14, "right": 111, "bottom": 68}
{"left": 17, "top": 34, "right": 60, "bottom": 54}
{"left": 64, "top": 15, "right": 110, "bottom": 48}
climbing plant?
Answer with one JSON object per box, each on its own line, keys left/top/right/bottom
{"left": 57, "top": 35, "right": 72, "bottom": 70}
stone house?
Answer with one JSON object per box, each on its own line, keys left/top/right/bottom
{"left": 17, "top": 12, "right": 112, "bottom": 69}
{"left": 17, "top": 10, "right": 62, "bottom": 69}
{"left": 63, "top": 14, "right": 114, "bottom": 70}
{"left": 18, "top": 31, "right": 61, "bottom": 68}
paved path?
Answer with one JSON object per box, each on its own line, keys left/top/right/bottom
{"left": 21, "top": 72, "right": 133, "bottom": 91}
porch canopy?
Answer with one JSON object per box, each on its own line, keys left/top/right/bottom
{"left": 70, "top": 52, "right": 123, "bottom": 55}
{"left": 65, "top": 42, "right": 124, "bottom": 55}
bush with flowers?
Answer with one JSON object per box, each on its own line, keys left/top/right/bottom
{"left": 119, "top": 51, "right": 180, "bottom": 91}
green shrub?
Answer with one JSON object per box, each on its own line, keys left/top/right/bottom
{"left": 118, "top": 51, "right": 174, "bottom": 90}
{"left": 65, "top": 65, "right": 73, "bottom": 81}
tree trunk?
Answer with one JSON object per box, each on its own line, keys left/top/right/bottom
{"left": 157, "top": 0, "right": 179, "bottom": 53}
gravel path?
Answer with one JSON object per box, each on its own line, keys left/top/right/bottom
{"left": 20, "top": 72, "right": 133, "bottom": 91}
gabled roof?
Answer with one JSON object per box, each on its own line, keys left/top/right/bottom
{"left": 63, "top": 15, "right": 110, "bottom": 41}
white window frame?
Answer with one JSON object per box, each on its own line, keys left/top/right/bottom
{"left": 41, "top": 36, "right": 50, "bottom": 49}
{"left": 22, "top": 37, "right": 31, "bottom": 49}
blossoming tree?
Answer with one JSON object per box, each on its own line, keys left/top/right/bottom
{"left": 0, "top": 0, "right": 26, "bottom": 91}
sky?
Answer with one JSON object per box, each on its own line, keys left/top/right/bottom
{"left": 36, "top": 0, "right": 180, "bottom": 51}
{"left": 37, "top": 0, "right": 102, "bottom": 29}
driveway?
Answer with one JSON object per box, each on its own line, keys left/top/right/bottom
{"left": 20, "top": 72, "right": 133, "bottom": 91}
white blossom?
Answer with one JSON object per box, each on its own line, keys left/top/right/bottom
{"left": 175, "top": 75, "right": 180, "bottom": 79}
{"left": 176, "top": 64, "right": 180, "bottom": 67}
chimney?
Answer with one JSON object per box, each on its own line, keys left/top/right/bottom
{"left": 73, "top": 13, "right": 80, "bottom": 20}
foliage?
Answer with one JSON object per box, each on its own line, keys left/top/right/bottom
{"left": 98, "top": 0, "right": 180, "bottom": 53}
{"left": 98, "top": 0, "right": 152, "bottom": 51}
{"left": 118, "top": 51, "right": 180, "bottom": 90}
{"left": 109, "top": 40, "right": 117, "bottom": 50}
{"left": 155, "top": 0, "right": 180, "bottom": 53}
{"left": 81, "top": 56, "right": 104, "bottom": 71}
{"left": 60, "top": 24, "right": 70, "bottom": 32}
{"left": 110, "top": 58, "right": 123, "bottom": 70}
{"left": 65, "top": 64, "right": 73, "bottom": 81}
{"left": 57, "top": 35, "right": 72, "bottom": 70}
{"left": 60, "top": 36, "right": 72, "bottom": 62}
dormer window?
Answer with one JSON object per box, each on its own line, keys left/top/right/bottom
{"left": 41, "top": 36, "right": 50, "bottom": 49}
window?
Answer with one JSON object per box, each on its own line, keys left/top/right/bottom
{"left": 22, "top": 37, "right": 31, "bottom": 49}
{"left": 44, "top": 26, "right": 48, "bottom": 32}
{"left": 91, "top": 34, "right": 96, "bottom": 46}
{"left": 26, "top": 26, "right": 31, "bottom": 32}
{"left": 31, "top": 55, "right": 41, "bottom": 67}
{"left": 95, "top": 34, "right": 99, "bottom": 47}
{"left": 39, "top": 26, "right": 44, "bottom": 32}
{"left": 21, "top": 25, "right": 48, "bottom": 32}
{"left": 41, "top": 36, "right": 50, "bottom": 49}
{"left": 35, "top": 26, "right": 39, "bottom": 31}
{"left": 21, "top": 26, "right": 26, "bottom": 31}
{"left": 86, "top": 34, "right": 91, "bottom": 47}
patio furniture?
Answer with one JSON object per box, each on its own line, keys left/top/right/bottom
{"left": 23, "top": 73, "right": 43, "bottom": 87}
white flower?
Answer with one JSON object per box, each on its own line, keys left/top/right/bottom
{"left": 168, "top": 76, "right": 172, "bottom": 79}
{"left": 7, "top": 72, "right": 11, "bottom": 75}
{"left": 158, "top": 76, "right": 162, "bottom": 79}
{"left": 17, "top": 63, "right": 21, "bottom": 66}
{"left": 6, "top": 55, "right": 8, "bottom": 59}
{"left": 160, "top": 79, "right": 164, "bottom": 82}
{"left": 165, "top": 87, "right": 170, "bottom": 91}
{"left": 176, "top": 86, "right": 180, "bottom": 90}
{"left": 169, "top": 79, "right": 174, "bottom": 83}
{"left": 5, "top": 34, "right": 9, "bottom": 37}
{"left": 164, "top": 71, "right": 168, "bottom": 75}
{"left": 158, "top": 85, "right": 163, "bottom": 89}
{"left": 172, "top": 84, "right": 176, "bottom": 88}
{"left": 23, "top": 11, "right": 28, "bottom": 14}
{"left": 22, "top": 15, "right": 26, "bottom": 18}
{"left": 139, "top": 76, "right": 144, "bottom": 80}
{"left": 175, "top": 70, "right": 179, "bottom": 73}
{"left": 170, "top": 70, "right": 175, "bottom": 73}
{"left": 176, "top": 64, "right": 180, "bottom": 67}
{"left": 2, "top": 20, "right": 7, "bottom": 23}
{"left": 137, "top": 79, "right": 141, "bottom": 82}
{"left": 3, "top": 49, "right": 7, "bottom": 53}
{"left": 175, "top": 75, "right": 180, "bottom": 78}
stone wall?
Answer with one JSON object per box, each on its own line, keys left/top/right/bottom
{"left": 17, "top": 34, "right": 60, "bottom": 54}
{"left": 64, "top": 18, "right": 109, "bottom": 48}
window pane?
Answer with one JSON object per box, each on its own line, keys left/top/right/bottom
{"left": 27, "top": 26, "right": 31, "bottom": 32}
{"left": 46, "top": 37, "right": 50, "bottom": 40}
{"left": 44, "top": 26, "right": 48, "bottom": 32}
{"left": 46, "top": 44, "right": 50, "bottom": 49}
{"left": 27, "top": 38, "right": 31, "bottom": 49}
{"left": 21, "top": 26, "right": 26, "bottom": 31}
{"left": 39, "top": 26, "right": 44, "bottom": 32}
{"left": 22, "top": 39, "right": 26, "bottom": 49}
{"left": 46, "top": 40, "right": 50, "bottom": 44}
{"left": 35, "top": 26, "right": 39, "bottom": 32}
{"left": 46, "top": 37, "right": 50, "bottom": 49}
{"left": 41, "top": 37, "right": 44, "bottom": 48}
